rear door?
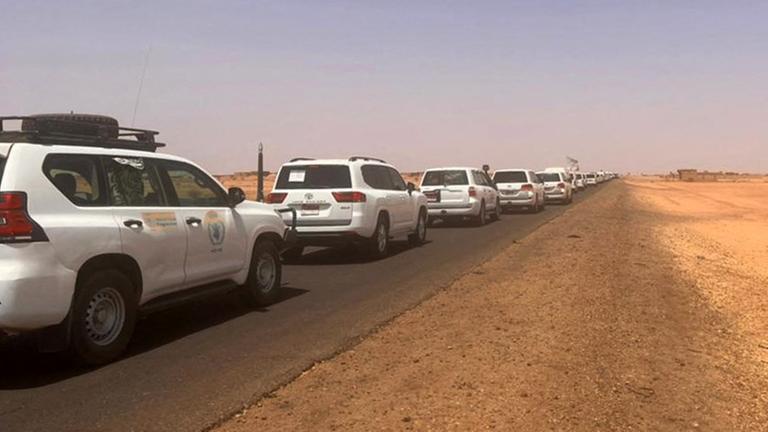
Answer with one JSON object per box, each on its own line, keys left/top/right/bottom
{"left": 420, "top": 170, "right": 470, "bottom": 206}
{"left": 104, "top": 156, "right": 188, "bottom": 299}
{"left": 385, "top": 166, "right": 413, "bottom": 232}
{"left": 493, "top": 170, "right": 529, "bottom": 197}
{"left": 273, "top": 164, "right": 353, "bottom": 227}
{"left": 159, "top": 160, "right": 247, "bottom": 286}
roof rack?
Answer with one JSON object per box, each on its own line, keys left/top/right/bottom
{"left": 0, "top": 115, "right": 165, "bottom": 152}
{"left": 349, "top": 156, "right": 387, "bottom": 163}
{"left": 289, "top": 157, "right": 315, "bottom": 162}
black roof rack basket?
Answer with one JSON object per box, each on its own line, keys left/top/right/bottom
{"left": 0, "top": 115, "right": 165, "bottom": 152}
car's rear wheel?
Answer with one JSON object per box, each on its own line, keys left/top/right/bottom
{"left": 408, "top": 208, "right": 428, "bottom": 246}
{"left": 242, "top": 239, "right": 282, "bottom": 306}
{"left": 368, "top": 214, "right": 390, "bottom": 258}
{"left": 69, "top": 270, "right": 137, "bottom": 366}
{"left": 474, "top": 201, "right": 487, "bottom": 226}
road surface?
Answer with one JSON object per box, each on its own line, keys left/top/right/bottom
{"left": 0, "top": 187, "right": 602, "bottom": 432}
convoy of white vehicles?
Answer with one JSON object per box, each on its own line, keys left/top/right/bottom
{"left": 0, "top": 114, "right": 617, "bottom": 365}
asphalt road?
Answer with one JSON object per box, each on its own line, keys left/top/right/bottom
{"left": 0, "top": 186, "right": 604, "bottom": 432}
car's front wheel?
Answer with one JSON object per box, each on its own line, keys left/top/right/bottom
{"left": 243, "top": 239, "right": 282, "bottom": 306}
{"left": 408, "top": 208, "right": 428, "bottom": 246}
{"left": 69, "top": 270, "right": 138, "bottom": 366}
{"left": 490, "top": 197, "right": 501, "bottom": 221}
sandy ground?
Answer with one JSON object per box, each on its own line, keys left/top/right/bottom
{"left": 216, "top": 180, "right": 768, "bottom": 431}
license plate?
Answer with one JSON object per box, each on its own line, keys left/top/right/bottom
{"left": 301, "top": 204, "right": 320, "bottom": 215}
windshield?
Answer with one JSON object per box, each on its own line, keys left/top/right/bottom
{"left": 0, "top": 157, "right": 5, "bottom": 185}
{"left": 493, "top": 171, "right": 527, "bottom": 183}
{"left": 537, "top": 173, "right": 560, "bottom": 182}
{"left": 276, "top": 165, "right": 352, "bottom": 189}
{"left": 422, "top": 170, "right": 468, "bottom": 186}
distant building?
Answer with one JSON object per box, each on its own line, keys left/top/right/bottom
{"left": 678, "top": 169, "right": 698, "bottom": 181}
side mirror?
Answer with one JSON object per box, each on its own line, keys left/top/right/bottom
{"left": 228, "top": 187, "right": 246, "bottom": 207}
{"left": 406, "top": 182, "right": 416, "bottom": 194}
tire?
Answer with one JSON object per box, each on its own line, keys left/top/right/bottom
{"left": 368, "top": 213, "right": 390, "bottom": 259}
{"left": 408, "top": 208, "right": 428, "bottom": 246}
{"left": 22, "top": 113, "right": 120, "bottom": 138}
{"left": 68, "top": 270, "right": 138, "bottom": 366}
{"left": 281, "top": 246, "right": 304, "bottom": 263}
{"left": 242, "top": 239, "right": 283, "bottom": 306}
{"left": 474, "top": 201, "right": 487, "bottom": 226}
{"left": 530, "top": 198, "right": 539, "bottom": 213}
{"left": 490, "top": 198, "right": 501, "bottom": 221}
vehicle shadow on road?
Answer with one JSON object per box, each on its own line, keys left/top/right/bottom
{"left": 0, "top": 285, "right": 308, "bottom": 390}
{"left": 289, "top": 240, "right": 431, "bottom": 266}
{"left": 427, "top": 218, "right": 501, "bottom": 229}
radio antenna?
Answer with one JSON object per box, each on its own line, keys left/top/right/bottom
{"left": 131, "top": 46, "right": 152, "bottom": 126}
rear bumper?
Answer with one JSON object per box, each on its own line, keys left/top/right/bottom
{"left": 426, "top": 201, "right": 479, "bottom": 218}
{"left": 544, "top": 191, "right": 567, "bottom": 201}
{"left": 500, "top": 195, "right": 535, "bottom": 207}
{"left": 0, "top": 243, "right": 75, "bottom": 331}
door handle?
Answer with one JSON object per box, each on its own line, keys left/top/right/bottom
{"left": 186, "top": 217, "right": 202, "bottom": 226}
{"left": 123, "top": 219, "right": 143, "bottom": 229}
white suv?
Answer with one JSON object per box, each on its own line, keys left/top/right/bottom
{"left": 536, "top": 171, "right": 573, "bottom": 204}
{"left": 492, "top": 169, "right": 546, "bottom": 212}
{"left": 419, "top": 167, "right": 500, "bottom": 226}
{"left": 0, "top": 114, "right": 293, "bottom": 365}
{"left": 267, "top": 157, "right": 428, "bottom": 260}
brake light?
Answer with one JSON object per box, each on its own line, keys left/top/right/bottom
{"left": 332, "top": 191, "right": 366, "bottom": 202}
{"left": 0, "top": 192, "right": 45, "bottom": 243}
{"left": 557, "top": 182, "right": 566, "bottom": 189}
{"left": 468, "top": 187, "right": 477, "bottom": 197}
{"left": 521, "top": 184, "right": 533, "bottom": 192}
{"left": 265, "top": 192, "right": 287, "bottom": 204}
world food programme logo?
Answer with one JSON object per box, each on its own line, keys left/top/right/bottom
{"left": 205, "top": 211, "right": 226, "bottom": 246}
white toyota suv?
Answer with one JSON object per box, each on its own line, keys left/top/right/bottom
{"left": 419, "top": 167, "right": 500, "bottom": 226}
{"left": 536, "top": 171, "right": 573, "bottom": 204}
{"left": 267, "top": 157, "right": 428, "bottom": 260}
{"left": 492, "top": 169, "right": 546, "bottom": 212}
{"left": 0, "top": 114, "right": 294, "bottom": 365}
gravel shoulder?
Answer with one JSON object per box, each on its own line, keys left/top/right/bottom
{"left": 216, "top": 180, "right": 768, "bottom": 431}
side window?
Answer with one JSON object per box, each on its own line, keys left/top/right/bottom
{"left": 473, "top": 171, "right": 487, "bottom": 186}
{"left": 43, "top": 154, "right": 106, "bottom": 206}
{"left": 104, "top": 157, "right": 167, "bottom": 207}
{"left": 160, "top": 161, "right": 228, "bottom": 207}
{"left": 387, "top": 167, "right": 406, "bottom": 191}
{"left": 362, "top": 165, "right": 393, "bottom": 190}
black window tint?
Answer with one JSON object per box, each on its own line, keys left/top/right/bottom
{"left": 493, "top": 171, "right": 528, "bottom": 183}
{"left": 362, "top": 165, "right": 392, "bottom": 190}
{"left": 276, "top": 165, "right": 352, "bottom": 189}
{"left": 105, "top": 157, "right": 167, "bottom": 207}
{"left": 0, "top": 157, "right": 5, "bottom": 183}
{"left": 422, "top": 170, "right": 469, "bottom": 186}
{"left": 43, "top": 154, "right": 106, "bottom": 206}
{"left": 161, "top": 161, "right": 228, "bottom": 207}
{"left": 387, "top": 167, "right": 406, "bottom": 191}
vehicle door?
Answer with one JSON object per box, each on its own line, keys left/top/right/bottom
{"left": 480, "top": 171, "right": 498, "bottom": 209}
{"left": 104, "top": 156, "right": 187, "bottom": 300}
{"left": 530, "top": 171, "right": 545, "bottom": 202}
{"left": 472, "top": 171, "right": 491, "bottom": 206}
{"left": 386, "top": 166, "right": 414, "bottom": 232}
{"left": 158, "top": 160, "right": 247, "bottom": 286}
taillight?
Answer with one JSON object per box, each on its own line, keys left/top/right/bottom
{"left": 557, "top": 182, "right": 566, "bottom": 189}
{"left": 0, "top": 192, "right": 46, "bottom": 243}
{"left": 332, "top": 191, "right": 367, "bottom": 203}
{"left": 468, "top": 187, "right": 477, "bottom": 197}
{"left": 520, "top": 184, "right": 533, "bottom": 192}
{"left": 265, "top": 192, "right": 287, "bottom": 204}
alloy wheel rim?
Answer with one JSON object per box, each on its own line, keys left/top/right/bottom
{"left": 85, "top": 287, "right": 126, "bottom": 346}
{"left": 257, "top": 253, "right": 277, "bottom": 293}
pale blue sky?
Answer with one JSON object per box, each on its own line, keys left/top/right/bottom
{"left": 2, "top": 1, "right": 766, "bottom": 173}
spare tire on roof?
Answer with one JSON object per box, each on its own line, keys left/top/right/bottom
{"left": 22, "top": 113, "right": 120, "bottom": 139}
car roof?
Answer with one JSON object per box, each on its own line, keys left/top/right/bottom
{"left": 10, "top": 142, "right": 192, "bottom": 164}
{"left": 423, "top": 167, "right": 477, "bottom": 172}
{"left": 281, "top": 158, "right": 394, "bottom": 168}
{"left": 494, "top": 168, "right": 531, "bottom": 173}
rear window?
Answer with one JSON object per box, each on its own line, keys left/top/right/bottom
{"left": 276, "top": 165, "right": 352, "bottom": 189}
{"left": 493, "top": 171, "right": 528, "bottom": 183}
{"left": 587, "top": 173, "right": 596, "bottom": 178}
{"left": 43, "top": 154, "right": 107, "bottom": 206}
{"left": 537, "top": 173, "right": 561, "bottom": 182}
{"left": 422, "top": 170, "right": 469, "bottom": 186}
